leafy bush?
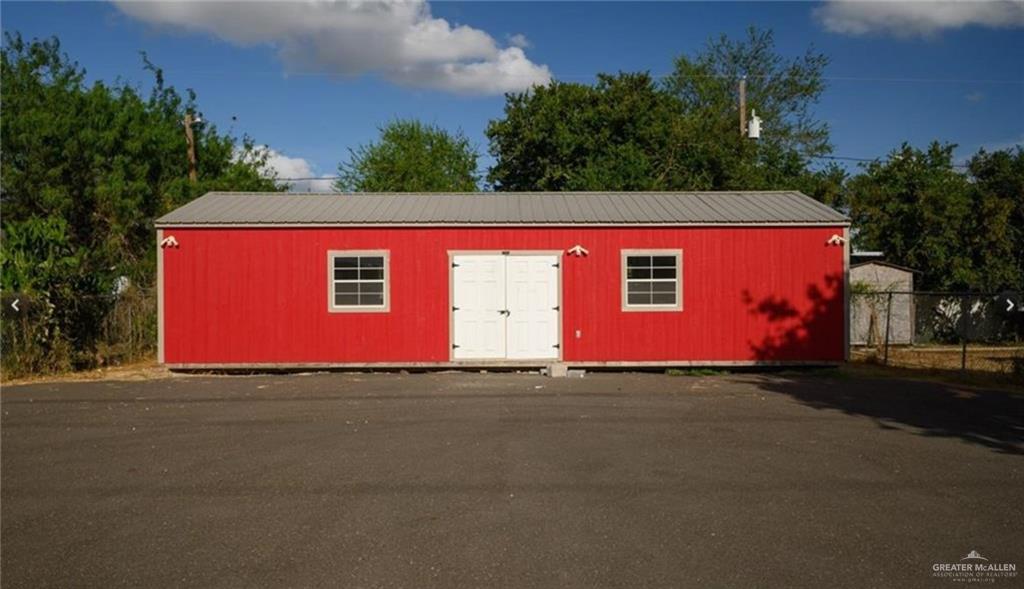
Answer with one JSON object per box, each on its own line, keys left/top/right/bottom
{"left": 1, "top": 34, "right": 281, "bottom": 377}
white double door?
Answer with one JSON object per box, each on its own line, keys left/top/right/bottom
{"left": 452, "top": 254, "right": 560, "bottom": 360}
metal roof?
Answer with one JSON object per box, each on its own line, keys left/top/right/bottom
{"left": 155, "top": 191, "right": 849, "bottom": 227}
{"left": 850, "top": 260, "right": 920, "bottom": 273}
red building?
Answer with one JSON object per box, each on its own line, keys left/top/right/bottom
{"left": 156, "top": 191, "right": 849, "bottom": 368}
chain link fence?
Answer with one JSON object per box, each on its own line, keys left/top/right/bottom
{"left": 1, "top": 287, "right": 156, "bottom": 379}
{"left": 851, "top": 291, "right": 1024, "bottom": 376}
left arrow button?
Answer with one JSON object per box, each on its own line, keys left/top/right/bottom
{"left": 11, "top": 298, "right": 20, "bottom": 312}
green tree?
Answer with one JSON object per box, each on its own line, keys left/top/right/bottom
{"left": 967, "top": 147, "right": 1024, "bottom": 289}
{"left": 1, "top": 33, "right": 279, "bottom": 372}
{"left": 486, "top": 28, "right": 836, "bottom": 198}
{"left": 486, "top": 72, "right": 681, "bottom": 191}
{"left": 335, "top": 120, "right": 479, "bottom": 192}
{"left": 847, "top": 142, "right": 1020, "bottom": 291}
{"left": 663, "top": 27, "right": 831, "bottom": 166}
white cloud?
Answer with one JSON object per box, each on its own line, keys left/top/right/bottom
{"left": 241, "top": 146, "right": 337, "bottom": 192}
{"left": 263, "top": 149, "right": 314, "bottom": 179}
{"left": 295, "top": 176, "right": 338, "bottom": 192}
{"left": 816, "top": 0, "right": 1024, "bottom": 37}
{"left": 392, "top": 47, "right": 550, "bottom": 95}
{"left": 113, "top": 0, "right": 551, "bottom": 95}
{"left": 507, "top": 33, "right": 530, "bottom": 49}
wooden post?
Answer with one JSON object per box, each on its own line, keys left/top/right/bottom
{"left": 183, "top": 113, "right": 198, "bottom": 183}
{"left": 883, "top": 291, "right": 893, "bottom": 365}
{"left": 738, "top": 77, "right": 747, "bottom": 137}
{"left": 960, "top": 294, "right": 968, "bottom": 371}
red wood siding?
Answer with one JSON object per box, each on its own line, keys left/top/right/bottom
{"left": 161, "top": 226, "right": 846, "bottom": 364}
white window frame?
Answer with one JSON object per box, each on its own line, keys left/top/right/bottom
{"left": 327, "top": 250, "right": 390, "bottom": 313}
{"left": 621, "top": 249, "right": 683, "bottom": 312}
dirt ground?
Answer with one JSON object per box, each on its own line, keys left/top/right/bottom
{"left": 4, "top": 353, "right": 1022, "bottom": 394}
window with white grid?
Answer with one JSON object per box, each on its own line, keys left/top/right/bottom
{"left": 622, "top": 250, "right": 682, "bottom": 311}
{"left": 328, "top": 251, "right": 389, "bottom": 312}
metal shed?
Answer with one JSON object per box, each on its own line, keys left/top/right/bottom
{"left": 850, "top": 260, "right": 917, "bottom": 345}
{"left": 156, "top": 191, "right": 850, "bottom": 368}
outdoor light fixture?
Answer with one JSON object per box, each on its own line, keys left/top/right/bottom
{"left": 827, "top": 234, "right": 846, "bottom": 246}
{"left": 747, "top": 110, "right": 762, "bottom": 140}
{"left": 567, "top": 245, "right": 589, "bottom": 256}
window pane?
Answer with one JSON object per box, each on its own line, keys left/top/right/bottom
{"left": 359, "top": 293, "right": 384, "bottom": 306}
{"left": 334, "top": 269, "right": 358, "bottom": 281}
{"left": 360, "top": 268, "right": 384, "bottom": 280}
{"left": 652, "top": 256, "right": 676, "bottom": 267}
{"left": 627, "top": 282, "right": 652, "bottom": 294}
{"left": 651, "top": 281, "right": 676, "bottom": 293}
{"left": 335, "top": 282, "right": 358, "bottom": 294}
{"left": 334, "top": 257, "right": 357, "bottom": 269}
{"left": 652, "top": 292, "right": 676, "bottom": 305}
{"left": 652, "top": 267, "right": 676, "bottom": 279}
{"left": 360, "top": 256, "right": 384, "bottom": 268}
{"left": 626, "top": 256, "right": 650, "bottom": 268}
{"left": 628, "top": 292, "right": 651, "bottom": 305}
{"left": 361, "top": 282, "right": 384, "bottom": 295}
{"left": 627, "top": 267, "right": 651, "bottom": 279}
{"left": 335, "top": 294, "right": 359, "bottom": 306}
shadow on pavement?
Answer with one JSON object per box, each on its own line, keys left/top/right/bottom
{"left": 741, "top": 272, "right": 1022, "bottom": 456}
{"left": 752, "top": 373, "right": 1024, "bottom": 456}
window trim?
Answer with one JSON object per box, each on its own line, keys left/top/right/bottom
{"left": 621, "top": 249, "right": 683, "bottom": 312}
{"left": 327, "top": 250, "right": 390, "bottom": 313}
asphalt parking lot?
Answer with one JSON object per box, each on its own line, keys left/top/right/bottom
{"left": 2, "top": 371, "right": 1022, "bottom": 588}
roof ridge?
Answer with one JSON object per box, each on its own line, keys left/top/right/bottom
{"left": 204, "top": 190, "right": 808, "bottom": 197}
{"left": 159, "top": 191, "right": 849, "bottom": 226}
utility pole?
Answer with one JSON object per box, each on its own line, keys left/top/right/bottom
{"left": 738, "top": 76, "right": 747, "bottom": 137}
{"left": 183, "top": 112, "right": 198, "bottom": 183}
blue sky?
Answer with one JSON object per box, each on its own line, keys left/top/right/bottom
{"left": 3, "top": 1, "right": 1022, "bottom": 189}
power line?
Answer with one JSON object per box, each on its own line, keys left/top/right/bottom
{"left": 272, "top": 150, "right": 983, "bottom": 181}
{"left": 811, "top": 155, "right": 877, "bottom": 163}
{"left": 790, "top": 75, "right": 1022, "bottom": 85}
{"left": 276, "top": 177, "right": 341, "bottom": 181}
{"left": 810, "top": 155, "right": 970, "bottom": 168}
{"left": 160, "top": 67, "right": 1024, "bottom": 85}
{"left": 274, "top": 154, "right": 974, "bottom": 182}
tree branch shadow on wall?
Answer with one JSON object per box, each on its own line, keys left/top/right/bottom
{"left": 742, "top": 273, "right": 843, "bottom": 362}
{"left": 742, "top": 274, "right": 1023, "bottom": 456}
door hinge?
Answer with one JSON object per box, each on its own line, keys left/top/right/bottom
{"left": 452, "top": 306, "right": 459, "bottom": 311}
{"left": 452, "top": 344, "right": 460, "bottom": 349}
{"left": 552, "top": 262, "right": 560, "bottom": 268}
{"left": 552, "top": 306, "right": 560, "bottom": 311}
{"left": 552, "top": 343, "right": 560, "bottom": 349}
{"left": 451, "top": 262, "right": 460, "bottom": 268}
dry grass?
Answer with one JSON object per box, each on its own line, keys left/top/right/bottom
{"left": 852, "top": 345, "right": 1024, "bottom": 373}
{"left": 850, "top": 345, "right": 1024, "bottom": 392}
{"left": 1, "top": 358, "right": 177, "bottom": 387}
